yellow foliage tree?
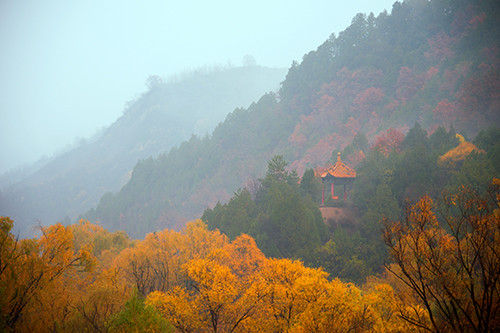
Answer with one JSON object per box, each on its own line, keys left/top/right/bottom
{"left": 115, "top": 220, "right": 228, "bottom": 297}
{"left": 257, "top": 258, "right": 388, "bottom": 332}
{"left": 0, "top": 220, "right": 95, "bottom": 332}
{"left": 383, "top": 180, "right": 500, "bottom": 332}
{"left": 69, "top": 267, "right": 131, "bottom": 332}
{"left": 438, "top": 140, "right": 485, "bottom": 169}
{"left": 70, "top": 219, "right": 132, "bottom": 267}
{"left": 147, "top": 233, "right": 268, "bottom": 332}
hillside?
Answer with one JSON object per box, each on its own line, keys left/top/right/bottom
{"left": 83, "top": 0, "right": 500, "bottom": 238}
{"left": 0, "top": 66, "right": 287, "bottom": 236}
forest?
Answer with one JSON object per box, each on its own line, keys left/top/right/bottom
{"left": 201, "top": 124, "right": 500, "bottom": 283}
{"left": 82, "top": 0, "right": 499, "bottom": 238}
{"left": 1, "top": 175, "right": 499, "bottom": 331}
{"left": 1, "top": 0, "right": 500, "bottom": 331}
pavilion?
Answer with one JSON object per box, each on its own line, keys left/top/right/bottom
{"left": 318, "top": 152, "right": 356, "bottom": 205}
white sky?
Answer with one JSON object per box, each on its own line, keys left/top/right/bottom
{"left": 0, "top": 0, "right": 396, "bottom": 173}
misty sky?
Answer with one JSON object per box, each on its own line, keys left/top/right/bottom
{"left": 0, "top": 0, "right": 396, "bottom": 173}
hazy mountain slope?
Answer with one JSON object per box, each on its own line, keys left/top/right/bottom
{"left": 0, "top": 66, "right": 287, "bottom": 236}
{"left": 83, "top": 0, "right": 500, "bottom": 238}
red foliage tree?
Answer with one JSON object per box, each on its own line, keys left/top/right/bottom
{"left": 433, "top": 99, "right": 457, "bottom": 125}
{"left": 352, "top": 87, "right": 385, "bottom": 117}
{"left": 396, "top": 67, "right": 424, "bottom": 104}
{"left": 424, "top": 32, "right": 456, "bottom": 63}
{"left": 371, "top": 128, "right": 405, "bottom": 157}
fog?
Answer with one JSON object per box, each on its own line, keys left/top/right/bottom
{"left": 0, "top": 0, "right": 395, "bottom": 174}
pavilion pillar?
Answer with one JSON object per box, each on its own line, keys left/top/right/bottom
{"left": 321, "top": 183, "right": 325, "bottom": 205}
{"left": 344, "top": 184, "right": 347, "bottom": 201}
{"left": 331, "top": 182, "right": 334, "bottom": 199}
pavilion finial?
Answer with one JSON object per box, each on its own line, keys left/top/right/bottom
{"left": 337, "top": 152, "right": 341, "bottom": 163}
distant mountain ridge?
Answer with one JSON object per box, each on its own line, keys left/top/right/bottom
{"left": 82, "top": 0, "right": 499, "bottom": 238}
{"left": 0, "top": 66, "right": 287, "bottom": 236}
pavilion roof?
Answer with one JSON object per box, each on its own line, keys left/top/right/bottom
{"left": 317, "top": 153, "right": 356, "bottom": 179}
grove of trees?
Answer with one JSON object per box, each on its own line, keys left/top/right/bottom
{"left": 200, "top": 125, "right": 499, "bottom": 286}
{"left": 1, "top": 174, "right": 499, "bottom": 332}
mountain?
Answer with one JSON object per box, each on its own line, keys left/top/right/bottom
{"left": 0, "top": 66, "right": 287, "bottom": 236}
{"left": 82, "top": 0, "right": 500, "bottom": 238}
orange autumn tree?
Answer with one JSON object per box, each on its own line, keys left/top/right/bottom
{"left": 0, "top": 219, "right": 95, "bottom": 332}
{"left": 256, "top": 258, "right": 363, "bottom": 332}
{"left": 70, "top": 266, "right": 132, "bottom": 332}
{"left": 0, "top": 219, "right": 138, "bottom": 332}
{"left": 147, "top": 233, "right": 267, "bottom": 332}
{"left": 383, "top": 179, "right": 500, "bottom": 332}
{"left": 115, "top": 220, "right": 228, "bottom": 297}
{"left": 256, "top": 258, "right": 412, "bottom": 332}
{"left": 63, "top": 220, "right": 135, "bottom": 332}
{"left": 69, "top": 219, "right": 132, "bottom": 267}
